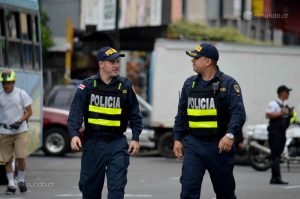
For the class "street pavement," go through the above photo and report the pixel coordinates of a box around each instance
[0,151,300,199]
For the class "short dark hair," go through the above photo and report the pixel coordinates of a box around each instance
[277,85,292,95]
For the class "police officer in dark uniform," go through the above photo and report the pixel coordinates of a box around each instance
[173,43,246,199]
[266,85,292,185]
[68,46,142,199]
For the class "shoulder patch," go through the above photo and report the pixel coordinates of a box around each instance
[118,76,127,83]
[79,84,85,90]
[233,84,241,95]
[220,87,226,92]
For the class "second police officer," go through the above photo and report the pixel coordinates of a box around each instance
[265,85,293,184]
[67,47,142,199]
[173,43,246,199]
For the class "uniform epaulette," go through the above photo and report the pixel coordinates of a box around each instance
[220,73,229,81]
[184,75,198,88]
[90,75,98,80]
[80,77,94,88]
[117,76,128,83]
[191,75,198,81]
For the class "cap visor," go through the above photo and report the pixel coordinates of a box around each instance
[105,53,125,61]
[186,50,200,58]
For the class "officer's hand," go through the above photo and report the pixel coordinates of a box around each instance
[218,135,234,153]
[71,136,82,151]
[281,107,289,115]
[128,140,140,155]
[173,141,183,160]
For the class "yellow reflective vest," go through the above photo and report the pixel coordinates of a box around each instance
[87,82,127,133]
[290,110,299,124]
[187,82,219,136]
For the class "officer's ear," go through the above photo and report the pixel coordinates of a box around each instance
[205,58,211,64]
[98,61,104,68]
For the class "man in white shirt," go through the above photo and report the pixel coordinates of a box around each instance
[265,85,292,185]
[0,69,32,194]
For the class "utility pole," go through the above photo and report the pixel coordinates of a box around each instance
[270,0,275,43]
[64,18,74,85]
[114,0,120,50]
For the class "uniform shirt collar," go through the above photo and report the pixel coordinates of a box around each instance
[214,67,222,80]
[94,72,123,86]
[196,67,222,83]
[276,98,287,106]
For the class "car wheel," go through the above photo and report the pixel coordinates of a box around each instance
[248,147,271,171]
[43,128,70,156]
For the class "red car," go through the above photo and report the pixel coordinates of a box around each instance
[42,85,77,156]
[42,107,71,156]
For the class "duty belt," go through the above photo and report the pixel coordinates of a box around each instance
[191,134,220,142]
[94,135,121,143]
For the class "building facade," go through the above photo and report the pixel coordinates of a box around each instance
[40,0,300,91]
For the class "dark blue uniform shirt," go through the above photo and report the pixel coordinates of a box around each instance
[68,73,142,141]
[173,69,246,141]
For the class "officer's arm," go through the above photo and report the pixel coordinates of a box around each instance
[67,83,87,138]
[266,111,283,119]
[173,80,189,141]
[127,82,143,141]
[227,81,246,137]
[265,102,284,119]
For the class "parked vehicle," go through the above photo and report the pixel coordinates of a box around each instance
[43,39,300,158]
[42,107,71,156]
[42,85,77,156]
[45,85,77,110]
[139,39,300,158]
[245,123,300,171]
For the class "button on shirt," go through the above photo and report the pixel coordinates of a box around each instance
[67,74,142,141]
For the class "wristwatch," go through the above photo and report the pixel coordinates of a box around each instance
[225,133,234,140]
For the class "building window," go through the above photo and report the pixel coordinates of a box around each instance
[0,8,5,66]
[7,11,20,39]
[260,30,265,41]
[0,7,40,69]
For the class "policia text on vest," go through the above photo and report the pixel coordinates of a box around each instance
[90,94,121,108]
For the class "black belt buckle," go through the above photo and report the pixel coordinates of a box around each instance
[202,136,218,142]
[97,135,117,143]
[192,134,218,142]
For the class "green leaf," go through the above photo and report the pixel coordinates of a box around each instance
[167,20,269,45]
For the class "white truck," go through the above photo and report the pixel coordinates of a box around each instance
[139,38,300,158]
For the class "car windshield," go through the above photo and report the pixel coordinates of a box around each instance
[46,87,76,110]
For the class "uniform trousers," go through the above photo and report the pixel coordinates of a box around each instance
[268,127,286,180]
[79,135,129,199]
[180,135,236,199]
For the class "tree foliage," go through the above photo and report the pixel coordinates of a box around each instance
[40,9,54,52]
[167,20,264,45]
